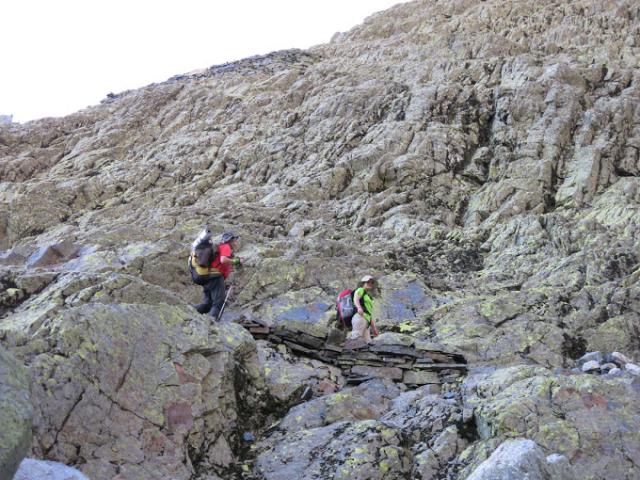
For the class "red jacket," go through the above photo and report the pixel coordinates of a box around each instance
[211,243,233,279]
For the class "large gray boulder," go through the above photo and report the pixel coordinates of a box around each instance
[14,458,89,480]
[466,439,575,480]
[0,346,32,480]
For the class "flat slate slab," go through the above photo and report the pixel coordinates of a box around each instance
[351,365,404,381]
[236,319,467,388]
[403,370,440,385]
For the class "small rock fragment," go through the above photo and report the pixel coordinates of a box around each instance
[625,363,640,376]
[581,360,600,373]
[612,352,633,366]
[577,351,603,367]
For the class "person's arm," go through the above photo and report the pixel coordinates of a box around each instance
[219,244,242,266]
[354,291,364,315]
[220,256,243,266]
[370,316,379,336]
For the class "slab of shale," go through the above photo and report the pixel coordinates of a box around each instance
[238,318,467,388]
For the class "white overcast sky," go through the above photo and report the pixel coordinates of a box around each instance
[1,0,409,123]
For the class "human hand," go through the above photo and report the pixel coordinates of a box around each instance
[232,257,244,267]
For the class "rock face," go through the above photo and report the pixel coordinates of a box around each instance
[0,346,32,480]
[1,273,273,479]
[1,0,640,479]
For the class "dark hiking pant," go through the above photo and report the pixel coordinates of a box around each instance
[195,275,226,319]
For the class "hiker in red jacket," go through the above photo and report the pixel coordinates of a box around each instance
[193,231,243,319]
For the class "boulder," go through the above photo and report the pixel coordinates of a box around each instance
[466,439,575,480]
[14,458,89,480]
[0,250,25,266]
[612,351,633,366]
[413,426,468,479]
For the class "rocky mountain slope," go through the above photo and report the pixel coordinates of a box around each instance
[1,0,639,479]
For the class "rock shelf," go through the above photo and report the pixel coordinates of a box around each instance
[238,318,467,388]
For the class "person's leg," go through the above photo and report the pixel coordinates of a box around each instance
[208,276,226,319]
[350,314,367,340]
[194,281,213,313]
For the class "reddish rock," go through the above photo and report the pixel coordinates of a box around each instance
[27,242,80,268]
[165,402,194,431]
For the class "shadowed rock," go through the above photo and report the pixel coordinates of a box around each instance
[0,345,32,480]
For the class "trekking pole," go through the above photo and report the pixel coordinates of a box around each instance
[216,286,233,322]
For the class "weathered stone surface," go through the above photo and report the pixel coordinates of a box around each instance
[372,332,415,347]
[413,425,468,480]
[612,351,633,366]
[0,250,24,266]
[0,345,32,480]
[14,458,89,480]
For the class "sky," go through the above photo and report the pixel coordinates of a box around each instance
[1,0,409,123]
